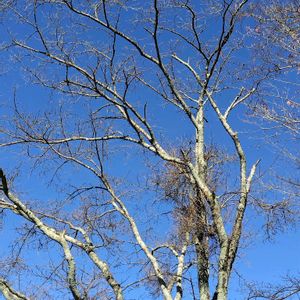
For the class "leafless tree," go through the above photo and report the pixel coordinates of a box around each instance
[249,0,299,132]
[248,0,300,219]
[240,1,300,298]
[246,275,300,300]
[0,1,297,299]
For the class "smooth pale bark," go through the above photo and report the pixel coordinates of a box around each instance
[103,177,173,300]
[61,233,83,300]
[0,279,28,300]
[0,169,124,300]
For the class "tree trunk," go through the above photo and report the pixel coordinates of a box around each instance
[194,103,211,300]
[195,231,210,300]
[212,242,229,300]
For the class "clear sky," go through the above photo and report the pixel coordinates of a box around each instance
[0,1,299,299]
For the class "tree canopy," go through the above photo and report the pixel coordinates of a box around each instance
[0,1,299,299]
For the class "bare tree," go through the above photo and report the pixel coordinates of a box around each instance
[237,1,300,298]
[250,0,299,134]
[249,0,300,217]
[0,0,297,299]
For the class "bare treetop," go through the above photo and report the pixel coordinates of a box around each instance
[0,1,299,299]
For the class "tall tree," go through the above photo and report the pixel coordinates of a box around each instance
[0,1,297,299]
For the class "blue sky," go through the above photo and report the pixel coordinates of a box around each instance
[0,1,299,299]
